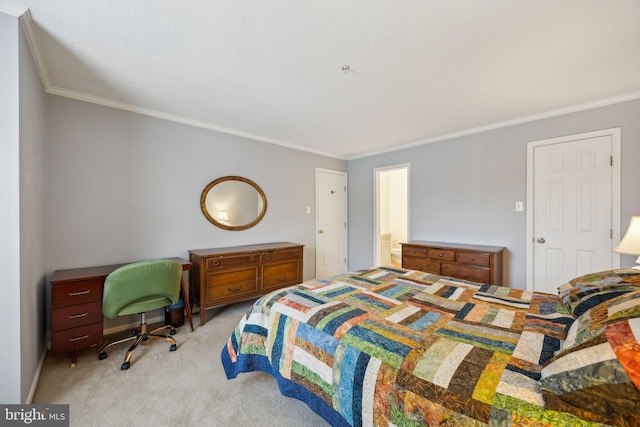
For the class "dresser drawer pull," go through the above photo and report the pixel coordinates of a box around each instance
[69,290,91,296]
[276,276,287,282]
[250,256,256,262]
[68,335,89,342]
[411,250,417,254]
[264,255,271,260]
[438,253,443,257]
[68,312,88,319]
[469,257,475,261]
[227,286,242,292]
[213,261,220,267]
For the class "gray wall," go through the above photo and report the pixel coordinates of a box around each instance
[45,96,346,331]
[19,14,48,403]
[0,11,23,404]
[348,99,640,288]
[0,10,48,404]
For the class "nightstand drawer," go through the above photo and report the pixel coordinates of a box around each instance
[52,279,103,308]
[51,322,103,354]
[52,301,102,332]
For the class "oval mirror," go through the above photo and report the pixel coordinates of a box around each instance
[200,176,267,231]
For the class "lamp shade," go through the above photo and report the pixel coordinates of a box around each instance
[613,216,640,255]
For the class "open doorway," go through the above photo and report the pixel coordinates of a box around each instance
[374,165,409,268]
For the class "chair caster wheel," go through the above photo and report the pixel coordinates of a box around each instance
[170,328,177,335]
[170,344,177,351]
[121,361,130,370]
[98,352,108,360]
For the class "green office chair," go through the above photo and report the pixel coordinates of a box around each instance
[98,259,182,370]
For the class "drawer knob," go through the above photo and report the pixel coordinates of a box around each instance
[250,256,256,262]
[411,250,416,254]
[213,261,220,267]
[470,257,475,261]
[265,255,271,260]
[438,253,443,257]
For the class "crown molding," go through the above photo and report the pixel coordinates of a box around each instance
[46,85,344,160]
[13,5,640,162]
[0,0,27,17]
[348,91,640,160]
[18,9,52,89]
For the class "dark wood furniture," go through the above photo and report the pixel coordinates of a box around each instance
[189,242,304,325]
[401,241,504,285]
[50,257,192,367]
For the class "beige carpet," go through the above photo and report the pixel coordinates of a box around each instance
[33,300,329,427]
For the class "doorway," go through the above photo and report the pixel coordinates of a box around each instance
[375,165,409,268]
[526,128,621,293]
[315,168,348,279]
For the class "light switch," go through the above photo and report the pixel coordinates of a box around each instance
[515,201,524,212]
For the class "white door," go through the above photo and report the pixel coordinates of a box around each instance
[316,169,348,279]
[527,129,620,294]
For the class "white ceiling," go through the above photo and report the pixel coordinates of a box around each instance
[10,0,640,159]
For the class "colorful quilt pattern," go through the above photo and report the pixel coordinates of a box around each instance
[221,268,621,426]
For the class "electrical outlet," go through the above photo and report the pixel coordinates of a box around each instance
[306,206,311,214]
[515,201,524,212]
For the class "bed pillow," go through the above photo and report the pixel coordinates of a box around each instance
[557,269,640,317]
[539,289,640,425]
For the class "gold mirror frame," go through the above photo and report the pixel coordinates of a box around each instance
[200,176,267,231]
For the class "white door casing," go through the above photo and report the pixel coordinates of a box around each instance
[526,128,621,293]
[374,164,410,267]
[316,168,348,279]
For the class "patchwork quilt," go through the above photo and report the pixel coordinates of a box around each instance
[221,267,638,426]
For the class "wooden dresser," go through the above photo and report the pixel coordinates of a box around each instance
[401,241,504,285]
[189,242,304,325]
[50,273,104,357]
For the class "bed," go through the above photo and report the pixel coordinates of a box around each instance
[221,267,640,426]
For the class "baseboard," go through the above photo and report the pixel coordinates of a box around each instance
[25,346,48,404]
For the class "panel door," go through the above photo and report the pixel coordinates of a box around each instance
[532,135,613,294]
[316,169,347,279]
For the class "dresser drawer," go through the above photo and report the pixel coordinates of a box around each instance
[442,264,490,283]
[52,279,103,308]
[261,248,302,263]
[206,254,259,270]
[457,251,490,267]
[403,258,440,274]
[263,261,299,290]
[402,246,427,258]
[206,268,259,301]
[51,322,103,354]
[427,248,456,262]
[51,301,102,332]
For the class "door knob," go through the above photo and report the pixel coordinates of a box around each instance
[537,237,546,244]
[318,229,324,234]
